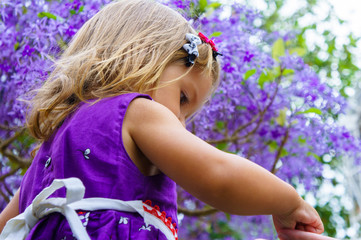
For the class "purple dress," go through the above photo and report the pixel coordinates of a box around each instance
[19,93,178,239]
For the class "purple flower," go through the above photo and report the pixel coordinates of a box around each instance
[259,127,268,136]
[0,63,11,72]
[342,131,350,139]
[173,0,187,9]
[271,129,282,139]
[65,25,77,37]
[21,45,35,57]
[243,50,254,62]
[222,62,235,73]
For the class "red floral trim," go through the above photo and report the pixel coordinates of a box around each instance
[143,200,178,240]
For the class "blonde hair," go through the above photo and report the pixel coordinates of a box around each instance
[27,0,220,141]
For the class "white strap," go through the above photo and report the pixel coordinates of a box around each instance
[0,178,176,240]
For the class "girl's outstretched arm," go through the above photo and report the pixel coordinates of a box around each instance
[0,189,19,233]
[125,98,324,234]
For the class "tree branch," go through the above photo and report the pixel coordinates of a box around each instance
[207,78,281,145]
[0,129,31,168]
[0,167,21,181]
[2,149,31,168]
[3,181,13,197]
[0,187,10,203]
[178,206,219,217]
[271,127,290,174]
[0,124,23,131]
[0,129,25,150]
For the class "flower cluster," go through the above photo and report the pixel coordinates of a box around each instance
[0,0,111,215]
[0,0,111,127]
[1,0,360,239]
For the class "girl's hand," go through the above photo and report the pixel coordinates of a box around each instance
[273,198,324,238]
[278,229,338,240]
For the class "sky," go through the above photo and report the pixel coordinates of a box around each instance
[233,0,361,69]
[330,0,361,37]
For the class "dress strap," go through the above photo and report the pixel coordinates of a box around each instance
[0,178,177,240]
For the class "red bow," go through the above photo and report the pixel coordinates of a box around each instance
[198,32,218,52]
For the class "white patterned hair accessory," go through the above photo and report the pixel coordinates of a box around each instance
[182,33,202,66]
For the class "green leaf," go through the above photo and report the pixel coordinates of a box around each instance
[199,0,208,13]
[272,38,285,61]
[37,12,57,20]
[78,5,84,13]
[70,9,76,15]
[307,152,321,162]
[57,38,68,50]
[21,168,28,175]
[298,136,306,145]
[327,37,336,54]
[70,5,84,16]
[236,106,246,110]
[208,2,222,9]
[296,107,322,116]
[273,66,281,78]
[275,108,288,126]
[268,141,278,153]
[209,31,222,38]
[348,34,357,47]
[14,42,20,51]
[282,68,295,76]
[22,6,28,14]
[258,71,268,89]
[258,68,278,89]
[243,69,256,80]
[289,47,307,56]
[216,142,228,151]
[280,148,289,158]
[216,121,225,130]
[291,119,298,125]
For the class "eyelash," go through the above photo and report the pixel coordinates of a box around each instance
[180,91,189,105]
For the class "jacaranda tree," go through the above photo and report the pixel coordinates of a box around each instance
[0,0,360,239]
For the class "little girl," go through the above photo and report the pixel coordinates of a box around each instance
[0,0,326,239]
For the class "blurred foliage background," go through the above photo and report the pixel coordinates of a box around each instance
[1,0,361,239]
[228,0,361,238]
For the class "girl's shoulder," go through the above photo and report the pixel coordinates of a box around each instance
[125,96,180,127]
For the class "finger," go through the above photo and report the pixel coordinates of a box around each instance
[304,224,320,233]
[279,229,339,240]
[295,223,306,231]
[302,219,324,234]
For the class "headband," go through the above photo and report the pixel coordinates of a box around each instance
[182,32,222,67]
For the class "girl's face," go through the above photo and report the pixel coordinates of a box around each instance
[150,63,213,127]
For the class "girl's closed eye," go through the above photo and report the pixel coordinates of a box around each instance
[180,91,189,105]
